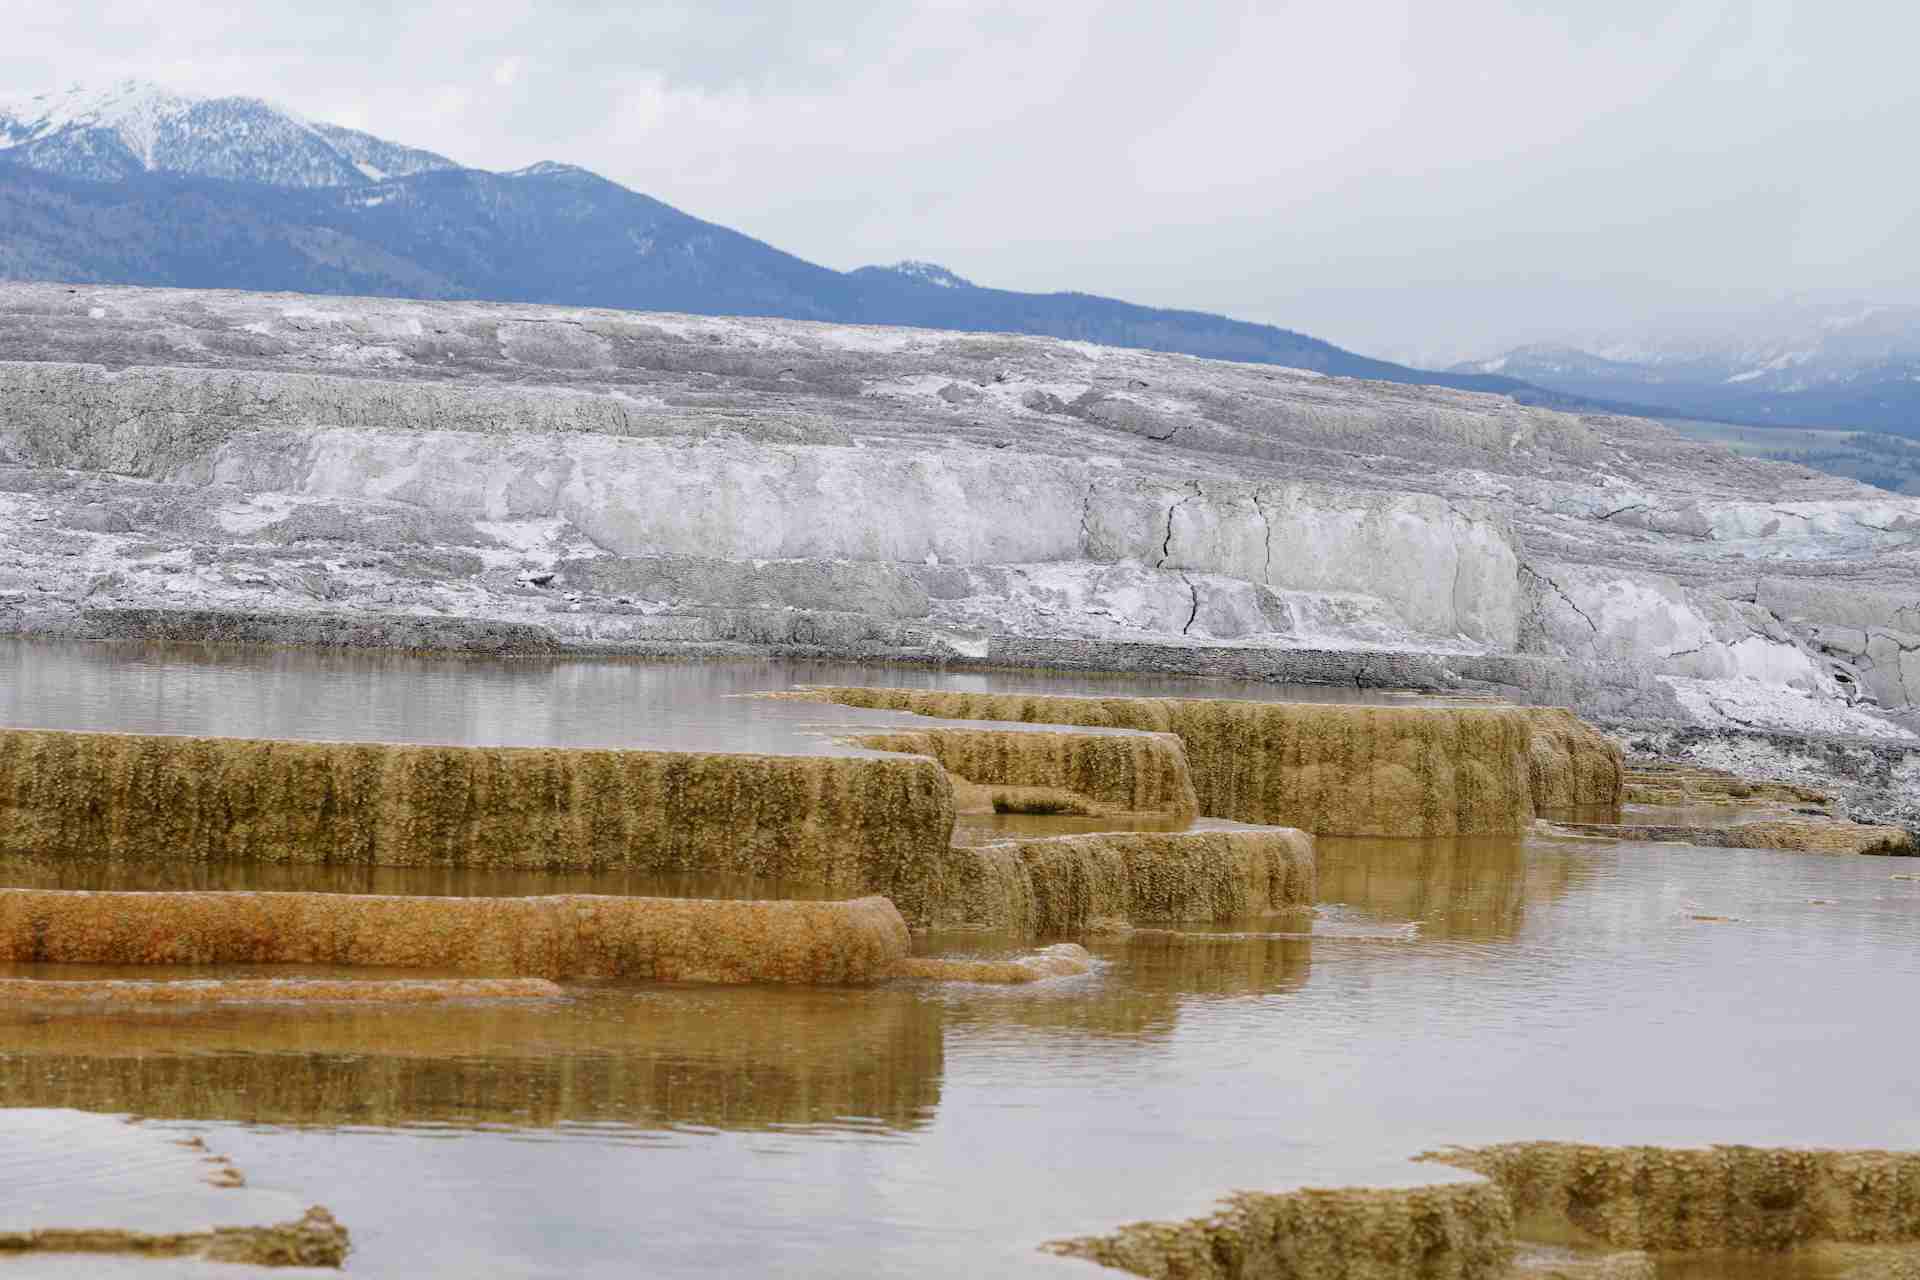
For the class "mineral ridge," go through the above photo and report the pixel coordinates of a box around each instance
[850,725,1199,819]
[0,887,911,983]
[902,826,1315,933]
[1424,1142,1920,1252]
[0,726,954,890]
[1044,1181,1516,1280]
[802,688,1550,835]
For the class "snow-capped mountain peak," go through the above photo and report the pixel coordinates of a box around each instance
[0,80,198,166]
[0,79,458,188]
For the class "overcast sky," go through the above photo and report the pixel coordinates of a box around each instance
[6,0,1914,364]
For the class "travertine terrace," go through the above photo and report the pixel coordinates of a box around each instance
[801,688,1564,835]
[0,887,912,982]
[0,725,954,884]
[850,725,1200,819]
[904,827,1315,933]
[1044,1181,1517,1279]
[1052,1141,1920,1278]
[1425,1142,1920,1253]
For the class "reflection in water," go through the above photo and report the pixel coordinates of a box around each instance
[0,986,945,1134]
[930,930,1312,1046]
[0,840,1911,1279]
[0,639,1411,754]
[1314,834,1589,940]
[1,641,1917,1279]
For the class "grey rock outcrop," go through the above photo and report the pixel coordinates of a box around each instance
[0,282,1913,745]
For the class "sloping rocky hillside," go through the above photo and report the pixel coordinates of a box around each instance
[0,282,1914,749]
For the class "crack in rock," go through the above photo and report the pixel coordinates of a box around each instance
[1179,572,1200,636]
[1157,483,1201,569]
[1521,562,1599,635]
[1597,503,1648,522]
[1250,490,1274,586]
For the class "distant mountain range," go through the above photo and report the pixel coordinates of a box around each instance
[1453,303,1920,437]
[0,79,1594,406]
[5,81,1914,445]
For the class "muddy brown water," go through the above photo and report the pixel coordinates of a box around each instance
[0,642,1916,1278]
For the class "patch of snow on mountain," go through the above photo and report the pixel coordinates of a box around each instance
[881,261,975,289]
[0,79,192,164]
[0,79,457,187]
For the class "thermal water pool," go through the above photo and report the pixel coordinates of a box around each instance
[0,641,1914,1277]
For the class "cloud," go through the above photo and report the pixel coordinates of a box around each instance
[1,0,1914,362]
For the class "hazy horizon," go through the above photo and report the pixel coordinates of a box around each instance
[6,1,1915,366]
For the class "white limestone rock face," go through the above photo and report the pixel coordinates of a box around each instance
[0,281,1914,738]
[1526,561,1845,700]
[175,429,1526,652]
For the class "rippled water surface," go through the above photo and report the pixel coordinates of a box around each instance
[1,642,1915,1278]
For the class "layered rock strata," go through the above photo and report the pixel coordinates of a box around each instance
[0,888,911,983]
[799,688,1559,836]
[901,827,1315,933]
[1043,1182,1516,1280]
[849,726,1199,818]
[1423,1142,1920,1252]
[0,726,954,891]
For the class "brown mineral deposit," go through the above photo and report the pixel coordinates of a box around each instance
[796,687,1593,835]
[1422,1142,1920,1252]
[852,726,1199,819]
[1524,709,1624,812]
[0,727,955,892]
[1043,1181,1515,1280]
[0,888,911,983]
[1553,817,1917,856]
[898,826,1315,933]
